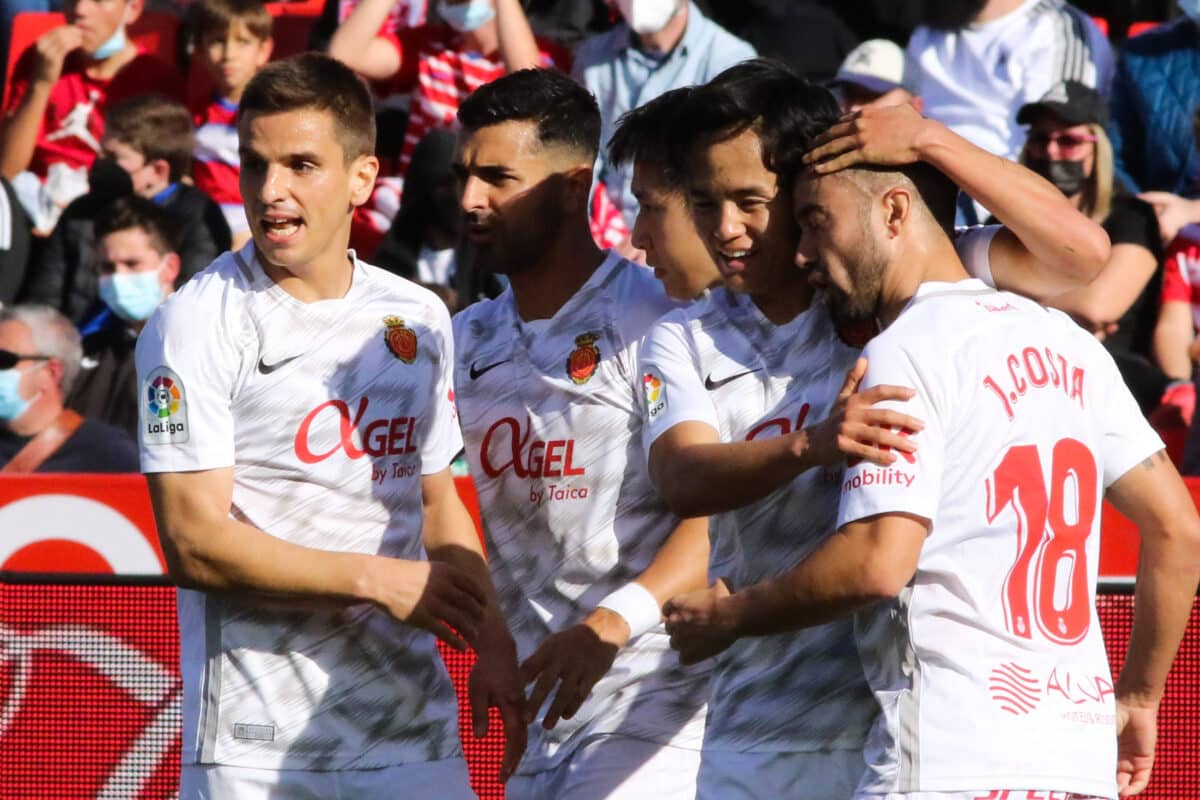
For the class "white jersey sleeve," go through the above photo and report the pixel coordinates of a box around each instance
[954,224,1000,288]
[638,309,720,455]
[419,302,464,474]
[837,335,946,528]
[135,288,244,473]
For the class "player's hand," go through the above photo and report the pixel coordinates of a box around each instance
[804,357,922,467]
[1138,191,1200,245]
[520,607,628,730]
[467,622,526,783]
[1115,698,1159,796]
[33,26,84,86]
[377,559,487,651]
[802,105,934,174]
[663,580,736,665]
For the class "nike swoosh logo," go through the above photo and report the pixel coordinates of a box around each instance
[469,359,510,380]
[704,367,761,391]
[257,354,301,374]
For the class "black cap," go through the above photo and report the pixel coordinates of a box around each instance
[1016,80,1109,127]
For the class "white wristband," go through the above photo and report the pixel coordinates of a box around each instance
[597,582,662,640]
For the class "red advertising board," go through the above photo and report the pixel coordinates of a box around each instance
[1,475,1198,798]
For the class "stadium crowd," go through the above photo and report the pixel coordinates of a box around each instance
[1,0,1199,798]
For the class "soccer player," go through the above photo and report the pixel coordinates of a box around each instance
[135,54,522,799]
[665,100,1200,800]
[606,87,721,301]
[638,60,1114,799]
[450,68,710,799]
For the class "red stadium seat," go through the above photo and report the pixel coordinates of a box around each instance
[4,11,179,110]
[1127,20,1159,37]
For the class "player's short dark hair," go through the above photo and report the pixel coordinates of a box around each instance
[608,86,693,192]
[238,53,375,161]
[192,0,272,47]
[104,94,195,182]
[457,68,601,161]
[94,195,179,256]
[677,59,841,191]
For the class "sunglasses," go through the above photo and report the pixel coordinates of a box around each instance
[1025,131,1097,154]
[0,349,51,370]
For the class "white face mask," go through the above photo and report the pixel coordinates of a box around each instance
[616,0,682,36]
[1180,0,1200,23]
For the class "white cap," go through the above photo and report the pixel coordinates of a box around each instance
[834,39,920,96]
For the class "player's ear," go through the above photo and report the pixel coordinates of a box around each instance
[881,186,912,238]
[562,164,594,215]
[348,154,379,209]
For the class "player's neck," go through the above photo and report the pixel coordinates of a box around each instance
[258,248,355,303]
[750,273,815,325]
[508,230,606,322]
[973,0,1024,24]
[878,235,969,328]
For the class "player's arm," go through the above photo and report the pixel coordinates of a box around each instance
[421,466,526,782]
[1044,242,1158,335]
[0,26,85,179]
[1104,450,1200,796]
[147,467,485,649]
[648,359,922,518]
[804,104,1109,299]
[327,0,403,82]
[664,513,928,664]
[495,0,543,72]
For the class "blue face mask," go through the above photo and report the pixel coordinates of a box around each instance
[92,25,127,60]
[99,270,165,322]
[438,0,495,33]
[1180,0,1200,23]
[0,368,33,422]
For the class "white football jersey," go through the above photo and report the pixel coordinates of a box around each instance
[136,244,463,771]
[641,288,877,754]
[839,280,1162,798]
[452,252,709,773]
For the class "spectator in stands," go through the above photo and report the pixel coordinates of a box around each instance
[1012,81,1169,414]
[0,177,32,306]
[1109,8,1200,245]
[0,303,138,472]
[907,0,1112,203]
[373,128,500,311]
[1152,107,1200,440]
[0,0,184,233]
[700,0,858,82]
[575,0,755,232]
[67,196,176,435]
[190,0,274,251]
[830,38,921,115]
[23,94,230,323]
[327,0,555,256]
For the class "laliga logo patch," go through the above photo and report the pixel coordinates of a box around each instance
[141,366,188,444]
[567,332,600,384]
[643,373,666,419]
[384,315,417,363]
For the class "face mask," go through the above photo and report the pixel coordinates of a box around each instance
[617,0,681,35]
[99,269,165,321]
[0,368,35,422]
[438,0,495,33]
[1027,158,1088,197]
[92,25,127,60]
[1180,0,1200,23]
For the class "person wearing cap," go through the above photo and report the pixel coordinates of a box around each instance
[831,39,922,115]
[1013,81,1172,420]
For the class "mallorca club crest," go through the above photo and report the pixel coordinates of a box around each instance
[384,315,417,363]
[567,332,600,385]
